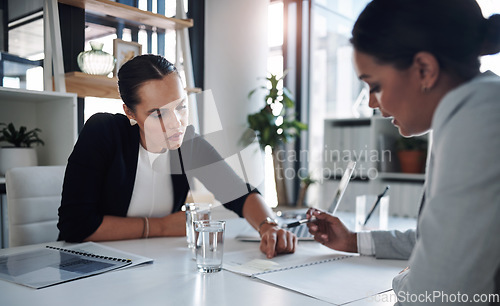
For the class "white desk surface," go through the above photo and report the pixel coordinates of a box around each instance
[0,208,414,306]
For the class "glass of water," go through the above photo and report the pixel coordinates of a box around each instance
[194,220,226,273]
[185,203,212,250]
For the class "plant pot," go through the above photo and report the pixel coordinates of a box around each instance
[296,181,311,208]
[397,150,426,174]
[272,148,289,206]
[0,147,38,176]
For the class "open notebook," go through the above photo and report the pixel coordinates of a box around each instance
[0,242,153,289]
[224,246,407,305]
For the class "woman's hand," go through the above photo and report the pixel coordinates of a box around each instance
[306,208,357,253]
[259,224,297,259]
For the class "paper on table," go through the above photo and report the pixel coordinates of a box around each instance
[223,246,352,277]
[255,256,408,305]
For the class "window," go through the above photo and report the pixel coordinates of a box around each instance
[307,1,369,189]
[477,0,500,74]
[3,11,44,91]
[263,0,285,207]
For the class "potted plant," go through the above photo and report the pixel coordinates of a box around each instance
[246,72,308,206]
[0,122,45,175]
[395,136,428,174]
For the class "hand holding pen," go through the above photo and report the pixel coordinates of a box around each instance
[305,208,358,253]
[282,217,316,229]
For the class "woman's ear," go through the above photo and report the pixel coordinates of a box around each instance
[413,52,440,92]
[123,104,134,119]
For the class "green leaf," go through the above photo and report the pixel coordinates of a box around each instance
[248,88,258,99]
[0,122,44,147]
[246,71,308,150]
[282,88,295,108]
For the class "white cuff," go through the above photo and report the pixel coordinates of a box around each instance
[357,231,376,256]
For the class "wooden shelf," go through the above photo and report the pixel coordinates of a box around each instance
[186,87,202,94]
[58,0,193,30]
[377,172,425,182]
[64,72,203,99]
[64,71,120,99]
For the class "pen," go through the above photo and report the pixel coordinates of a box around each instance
[363,185,390,226]
[283,217,316,228]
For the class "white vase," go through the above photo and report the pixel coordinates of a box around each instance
[0,147,38,176]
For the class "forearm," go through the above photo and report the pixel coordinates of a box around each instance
[241,193,275,232]
[84,211,186,241]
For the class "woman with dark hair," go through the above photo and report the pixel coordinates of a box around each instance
[307,0,500,302]
[58,54,296,259]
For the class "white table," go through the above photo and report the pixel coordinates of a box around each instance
[0,210,414,306]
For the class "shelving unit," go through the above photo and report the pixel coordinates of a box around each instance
[377,172,425,182]
[0,87,78,166]
[64,72,202,99]
[0,87,77,248]
[58,0,193,30]
[56,0,195,100]
[64,72,120,99]
[319,117,428,218]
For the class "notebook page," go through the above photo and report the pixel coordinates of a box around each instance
[255,256,408,305]
[223,246,352,276]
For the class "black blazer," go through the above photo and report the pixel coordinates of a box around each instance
[58,113,254,242]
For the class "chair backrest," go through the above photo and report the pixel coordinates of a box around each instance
[5,165,65,247]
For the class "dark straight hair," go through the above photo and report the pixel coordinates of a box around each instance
[351,0,500,81]
[117,54,179,111]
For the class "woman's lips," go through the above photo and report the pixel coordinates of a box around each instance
[168,132,183,141]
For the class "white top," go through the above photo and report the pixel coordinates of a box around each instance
[127,144,174,218]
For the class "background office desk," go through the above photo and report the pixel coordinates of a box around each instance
[0,210,413,306]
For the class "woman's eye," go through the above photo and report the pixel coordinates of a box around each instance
[369,85,381,94]
[153,110,168,118]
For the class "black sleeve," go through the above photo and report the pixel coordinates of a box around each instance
[58,113,136,242]
[179,129,260,218]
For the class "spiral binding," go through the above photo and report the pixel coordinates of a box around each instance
[46,246,132,263]
[253,254,353,276]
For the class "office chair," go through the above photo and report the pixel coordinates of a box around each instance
[5,165,65,247]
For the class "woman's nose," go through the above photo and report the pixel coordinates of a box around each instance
[164,111,182,129]
[368,93,379,109]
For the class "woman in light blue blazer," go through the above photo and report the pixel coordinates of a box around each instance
[307,0,500,304]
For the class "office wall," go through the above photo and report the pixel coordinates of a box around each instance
[204,0,269,194]
[204,0,268,131]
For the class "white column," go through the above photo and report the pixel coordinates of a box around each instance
[204,0,270,199]
[204,0,269,131]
